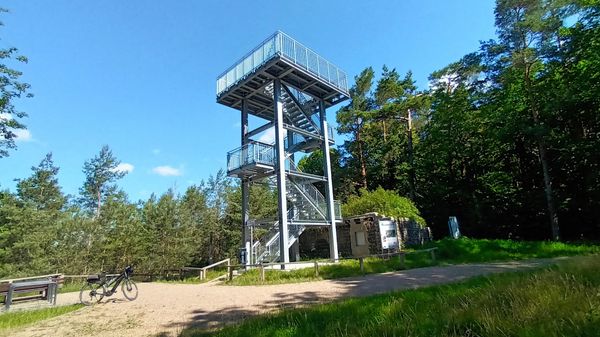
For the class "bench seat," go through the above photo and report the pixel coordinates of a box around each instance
[0,279,59,310]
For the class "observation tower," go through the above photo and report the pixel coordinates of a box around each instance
[216,31,350,266]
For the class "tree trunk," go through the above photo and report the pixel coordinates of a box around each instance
[406,109,416,200]
[96,189,101,217]
[535,123,560,240]
[356,128,368,189]
[525,62,560,240]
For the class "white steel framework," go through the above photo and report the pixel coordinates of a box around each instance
[217,31,349,267]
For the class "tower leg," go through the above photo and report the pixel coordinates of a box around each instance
[241,99,251,266]
[241,178,250,265]
[320,100,339,261]
[274,79,290,268]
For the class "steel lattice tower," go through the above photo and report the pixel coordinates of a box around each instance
[217,31,349,267]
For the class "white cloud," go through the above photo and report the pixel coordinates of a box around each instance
[0,113,13,121]
[152,165,182,177]
[112,163,134,174]
[1,115,33,142]
[14,129,32,142]
[257,127,275,144]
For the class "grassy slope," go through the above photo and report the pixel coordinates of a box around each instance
[185,255,600,337]
[425,237,600,263]
[0,305,82,331]
[229,238,599,286]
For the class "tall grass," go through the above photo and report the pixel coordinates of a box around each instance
[185,255,600,337]
[427,237,600,263]
[0,304,82,331]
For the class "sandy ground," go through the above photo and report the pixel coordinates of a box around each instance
[3,259,555,337]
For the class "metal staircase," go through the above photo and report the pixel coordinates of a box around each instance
[228,82,343,264]
[253,160,339,263]
[265,83,333,152]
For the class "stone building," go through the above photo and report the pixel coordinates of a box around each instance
[299,212,432,258]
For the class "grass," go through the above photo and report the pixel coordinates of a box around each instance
[0,304,82,331]
[228,252,436,286]
[229,238,599,286]
[424,237,600,263]
[58,281,85,293]
[183,255,600,337]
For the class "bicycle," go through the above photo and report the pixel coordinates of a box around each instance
[79,266,138,305]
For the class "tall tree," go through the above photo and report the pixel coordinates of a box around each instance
[0,8,32,158]
[492,0,573,240]
[337,67,375,189]
[16,153,66,211]
[80,145,127,216]
[371,68,423,198]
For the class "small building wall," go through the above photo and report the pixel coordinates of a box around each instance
[345,213,397,256]
[298,213,432,258]
[344,213,432,257]
[397,218,433,246]
[299,224,352,259]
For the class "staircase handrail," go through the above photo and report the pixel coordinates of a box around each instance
[287,160,328,215]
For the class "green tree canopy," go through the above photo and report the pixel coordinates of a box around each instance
[342,187,425,225]
[79,145,127,215]
[0,8,32,158]
[16,153,66,211]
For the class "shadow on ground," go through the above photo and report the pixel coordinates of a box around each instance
[161,259,552,336]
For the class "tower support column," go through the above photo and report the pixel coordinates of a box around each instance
[274,79,290,268]
[319,100,339,261]
[241,99,251,266]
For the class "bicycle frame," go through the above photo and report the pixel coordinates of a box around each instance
[97,266,133,296]
[102,273,126,295]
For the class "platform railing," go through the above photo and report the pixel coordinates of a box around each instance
[217,31,349,97]
[227,140,275,173]
[277,32,348,95]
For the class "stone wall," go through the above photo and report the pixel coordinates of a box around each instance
[397,218,432,246]
[298,223,353,259]
[298,213,433,258]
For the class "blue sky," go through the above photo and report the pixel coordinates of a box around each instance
[0,0,496,201]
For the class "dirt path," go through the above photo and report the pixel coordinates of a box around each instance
[4,259,556,337]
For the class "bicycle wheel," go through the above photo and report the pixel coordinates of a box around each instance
[79,283,105,306]
[121,279,138,301]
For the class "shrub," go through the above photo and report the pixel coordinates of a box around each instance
[342,187,425,225]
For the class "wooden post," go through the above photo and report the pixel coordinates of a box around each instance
[260,264,265,282]
[430,248,436,262]
[400,253,405,268]
[314,261,319,277]
[359,257,364,274]
[227,259,233,281]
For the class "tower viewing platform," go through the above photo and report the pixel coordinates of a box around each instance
[217,31,349,119]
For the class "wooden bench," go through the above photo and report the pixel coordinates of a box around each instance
[0,275,63,310]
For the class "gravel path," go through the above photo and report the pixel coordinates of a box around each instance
[3,259,556,337]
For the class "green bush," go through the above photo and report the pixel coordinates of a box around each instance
[342,187,425,225]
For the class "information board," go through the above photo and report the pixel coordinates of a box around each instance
[379,219,399,250]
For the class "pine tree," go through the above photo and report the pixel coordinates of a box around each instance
[80,145,127,216]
